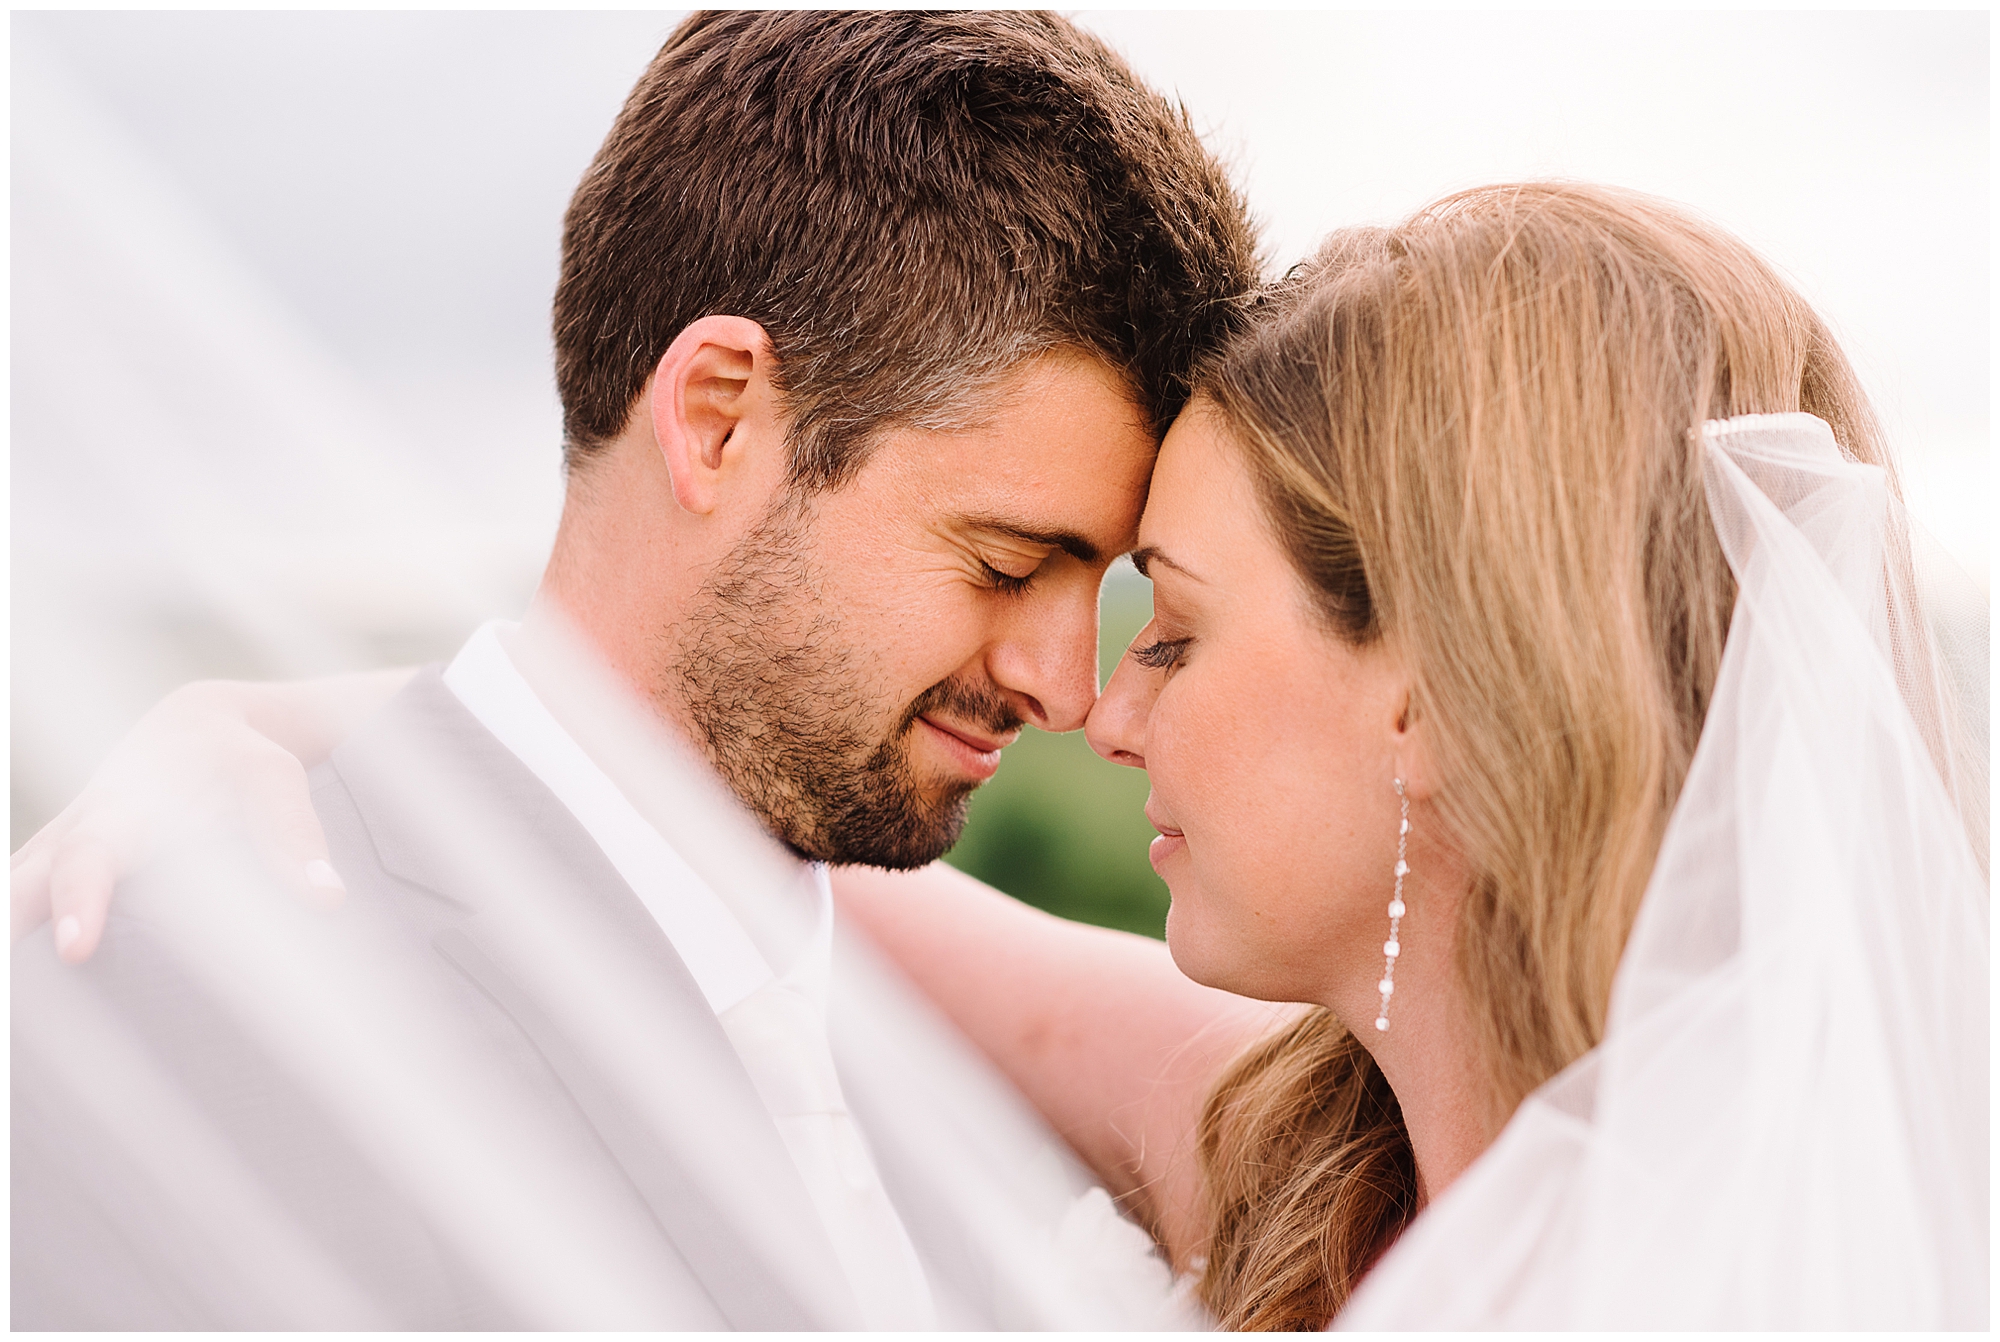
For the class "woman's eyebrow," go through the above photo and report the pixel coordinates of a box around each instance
[1129,545,1203,582]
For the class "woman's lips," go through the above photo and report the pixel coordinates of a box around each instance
[1148,832,1187,871]
[916,715,1016,781]
[1146,805,1186,871]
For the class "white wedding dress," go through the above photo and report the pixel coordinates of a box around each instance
[1340,413,1988,1329]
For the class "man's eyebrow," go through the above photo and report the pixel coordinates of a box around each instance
[1129,545,1201,581]
[957,515,1101,564]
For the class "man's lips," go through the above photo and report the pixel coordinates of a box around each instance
[916,715,1020,780]
[921,717,1018,755]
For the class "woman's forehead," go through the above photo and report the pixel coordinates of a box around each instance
[1137,410,1263,566]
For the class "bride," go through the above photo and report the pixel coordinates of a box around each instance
[14,182,1987,1328]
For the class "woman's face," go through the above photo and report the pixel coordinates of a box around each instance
[1086,407,1412,1010]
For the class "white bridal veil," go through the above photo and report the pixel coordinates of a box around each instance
[1340,413,1990,1329]
[12,610,1197,1328]
[10,409,1984,1329]
[12,623,1195,1329]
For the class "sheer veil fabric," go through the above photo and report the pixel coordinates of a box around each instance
[1339,414,1989,1328]
[11,600,1195,1328]
[12,414,1984,1328]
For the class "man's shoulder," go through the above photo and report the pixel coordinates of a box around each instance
[12,679,764,1329]
[312,665,618,919]
[317,664,512,816]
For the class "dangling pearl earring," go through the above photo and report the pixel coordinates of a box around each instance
[1375,778,1410,1032]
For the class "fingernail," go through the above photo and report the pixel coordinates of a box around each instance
[55,916,80,951]
[304,859,344,891]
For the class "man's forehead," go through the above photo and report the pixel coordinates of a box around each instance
[867,346,1143,437]
[858,352,1160,545]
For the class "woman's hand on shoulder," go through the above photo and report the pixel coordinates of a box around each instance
[10,668,416,962]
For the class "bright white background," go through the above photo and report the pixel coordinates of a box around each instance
[11,11,1989,836]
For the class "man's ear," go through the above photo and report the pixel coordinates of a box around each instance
[648,314,777,516]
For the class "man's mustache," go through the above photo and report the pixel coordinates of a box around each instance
[901,676,1023,740]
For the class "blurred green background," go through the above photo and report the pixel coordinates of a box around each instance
[942,566,1167,938]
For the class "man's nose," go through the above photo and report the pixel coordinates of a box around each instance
[1084,646,1151,768]
[986,586,1102,733]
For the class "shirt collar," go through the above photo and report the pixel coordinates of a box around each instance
[441,618,789,1014]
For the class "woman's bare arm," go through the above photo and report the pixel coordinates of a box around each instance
[10,668,417,961]
[831,860,1296,1268]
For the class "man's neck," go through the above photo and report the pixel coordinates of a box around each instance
[530,437,726,742]
[518,591,694,748]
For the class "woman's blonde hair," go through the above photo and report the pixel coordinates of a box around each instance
[1192,183,1890,1330]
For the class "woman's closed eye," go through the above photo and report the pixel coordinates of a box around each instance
[1129,636,1191,671]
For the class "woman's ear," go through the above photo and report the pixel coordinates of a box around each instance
[647,314,776,516]
[1389,675,1443,802]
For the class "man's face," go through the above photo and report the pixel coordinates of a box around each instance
[670,351,1156,867]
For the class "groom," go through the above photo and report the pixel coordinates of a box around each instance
[13,9,1256,1331]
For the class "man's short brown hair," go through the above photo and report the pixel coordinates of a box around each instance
[554,10,1258,487]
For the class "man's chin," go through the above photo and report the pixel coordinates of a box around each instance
[784,784,973,870]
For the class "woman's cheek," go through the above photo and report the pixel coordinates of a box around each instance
[1151,700,1249,922]
[1142,683,1190,813]
[1159,696,1242,849]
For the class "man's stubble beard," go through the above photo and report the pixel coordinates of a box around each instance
[669,496,1022,869]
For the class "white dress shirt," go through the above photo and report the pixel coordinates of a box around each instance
[443,621,934,1327]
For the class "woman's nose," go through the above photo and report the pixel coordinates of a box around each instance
[1084,646,1154,768]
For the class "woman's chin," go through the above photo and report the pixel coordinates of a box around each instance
[1163,900,1241,994]
[1159,857,1263,995]
[1160,917,1206,984]
[1164,897,1319,1005]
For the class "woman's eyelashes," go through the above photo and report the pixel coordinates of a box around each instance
[1130,635,1192,671]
